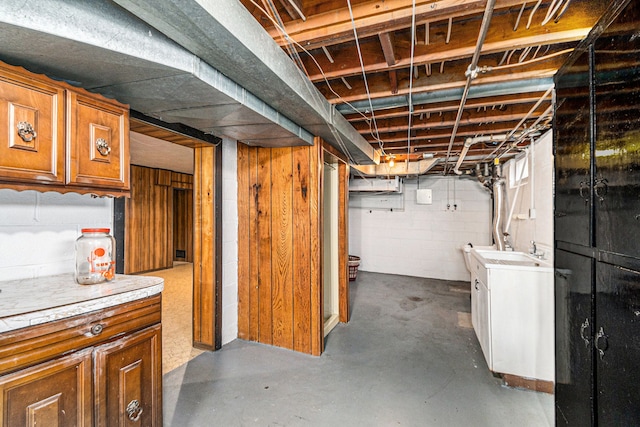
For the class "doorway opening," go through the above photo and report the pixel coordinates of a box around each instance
[323,159,340,336]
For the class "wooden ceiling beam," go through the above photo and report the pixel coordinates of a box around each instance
[304,1,600,82]
[269,0,531,50]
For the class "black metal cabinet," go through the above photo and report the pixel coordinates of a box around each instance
[595,260,640,426]
[554,249,594,426]
[554,0,640,424]
[554,47,593,247]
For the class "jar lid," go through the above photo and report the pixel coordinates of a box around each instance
[81,228,110,233]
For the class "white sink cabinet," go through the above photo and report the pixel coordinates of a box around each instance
[469,249,555,382]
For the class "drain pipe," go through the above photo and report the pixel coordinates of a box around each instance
[492,168,506,251]
[443,0,497,174]
[453,134,507,175]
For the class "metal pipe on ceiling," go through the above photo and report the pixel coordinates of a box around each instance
[443,0,497,175]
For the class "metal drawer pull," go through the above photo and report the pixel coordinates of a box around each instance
[126,399,143,422]
[594,178,608,203]
[17,121,37,142]
[579,318,590,348]
[90,323,104,336]
[96,138,111,156]
[474,279,479,291]
[595,326,609,360]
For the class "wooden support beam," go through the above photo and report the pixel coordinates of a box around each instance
[378,32,397,66]
[389,70,398,94]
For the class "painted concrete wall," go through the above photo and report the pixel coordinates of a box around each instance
[502,130,554,262]
[221,139,239,346]
[349,176,492,282]
[0,190,113,280]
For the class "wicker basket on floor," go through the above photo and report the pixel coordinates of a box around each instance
[348,255,360,281]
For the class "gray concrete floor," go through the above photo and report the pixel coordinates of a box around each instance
[163,271,554,426]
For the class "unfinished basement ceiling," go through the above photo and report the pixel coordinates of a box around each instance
[239,0,607,174]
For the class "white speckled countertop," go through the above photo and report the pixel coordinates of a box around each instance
[0,274,163,333]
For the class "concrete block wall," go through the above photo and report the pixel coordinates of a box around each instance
[0,190,113,280]
[221,139,239,345]
[349,176,492,282]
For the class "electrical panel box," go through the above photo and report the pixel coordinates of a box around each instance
[416,188,432,205]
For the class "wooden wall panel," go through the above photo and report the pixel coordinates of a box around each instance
[257,148,273,345]
[173,188,193,262]
[237,142,325,355]
[125,165,172,274]
[310,141,323,356]
[338,161,350,323]
[237,143,250,340]
[125,166,194,274]
[192,144,222,350]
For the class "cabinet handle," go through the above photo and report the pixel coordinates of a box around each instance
[90,323,104,336]
[594,178,608,203]
[17,121,37,142]
[579,181,589,205]
[579,318,590,348]
[474,279,479,291]
[126,399,143,422]
[595,326,609,360]
[96,138,111,156]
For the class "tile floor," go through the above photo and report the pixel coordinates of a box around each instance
[162,271,554,426]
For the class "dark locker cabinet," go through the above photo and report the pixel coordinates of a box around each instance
[554,0,640,424]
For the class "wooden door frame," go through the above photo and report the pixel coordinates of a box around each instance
[322,142,350,324]
[114,111,223,351]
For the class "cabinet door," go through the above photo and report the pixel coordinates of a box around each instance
[0,64,65,185]
[554,249,594,426]
[595,261,640,426]
[476,278,491,370]
[593,5,640,259]
[554,46,593,247]
[67,90,130,190]
[94,324,161,427]
[0,348,92,427]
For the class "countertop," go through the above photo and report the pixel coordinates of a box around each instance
[0,274,164,333]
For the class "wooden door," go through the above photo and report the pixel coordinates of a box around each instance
[0,348,92,427]
[173,188,193,262]
[94,325,162,427]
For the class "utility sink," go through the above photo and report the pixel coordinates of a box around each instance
[471,248,552,271]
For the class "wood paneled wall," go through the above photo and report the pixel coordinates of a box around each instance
[173,189,193,262]
[238,142,324,355]
[124,165,193,274]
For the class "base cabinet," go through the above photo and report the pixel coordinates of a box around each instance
[0,295,162,427]
[0,349,93,427]
[95,325,162,427]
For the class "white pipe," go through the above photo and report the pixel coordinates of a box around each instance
[493,178,506,251]
[454,135,507,175]
[443,0,497,173]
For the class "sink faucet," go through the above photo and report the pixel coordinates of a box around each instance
[530,241,545,259]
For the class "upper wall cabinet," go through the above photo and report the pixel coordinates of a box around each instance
[0,61,130,196]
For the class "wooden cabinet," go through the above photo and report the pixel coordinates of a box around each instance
[0,60,129,196]
[0,348,93,427]
[0,295,162,427]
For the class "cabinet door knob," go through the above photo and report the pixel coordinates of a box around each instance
[17,121,37,142]
[90,323,104,336]
[96,138,111,156]
[126,399,143,422]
